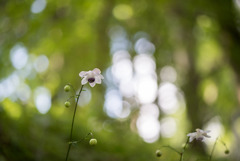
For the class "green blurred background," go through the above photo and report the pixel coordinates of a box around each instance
[1,0,240,160]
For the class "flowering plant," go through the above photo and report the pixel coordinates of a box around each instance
[64,68,104,161]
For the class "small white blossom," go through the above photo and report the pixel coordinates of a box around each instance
[79,68,104,87]
[187,128,211,142]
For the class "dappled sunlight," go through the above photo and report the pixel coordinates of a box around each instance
[158,82,180,114]
[34,87,52,114]
[10,44,28,70]
[134,38,155,55]
[160,66,177,83]
[33,55,49,73]
[133,54,156,75]
[31,0,47,14]
[113,4,133,20]
[136,76,158,104]
[78,87,92,107]
[0,1,238,160]
[136,115,161,143]
[204,117,224,144]
[160,117,177,138]
[203,81,218,105]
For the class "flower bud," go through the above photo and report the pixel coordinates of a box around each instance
[156,150,162,157]
[65,101,71,108]
[224,150,230,154]
[89,138,97,146]
[64,85,71,92]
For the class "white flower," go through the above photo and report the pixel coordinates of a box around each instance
[79,68,104,87]
[187,128,211,142]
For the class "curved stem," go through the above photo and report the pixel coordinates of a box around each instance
[209,137,218,161]
[161,145,181,155]
[65,85,84,161]
[180,137,189,161]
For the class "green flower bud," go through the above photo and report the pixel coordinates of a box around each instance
[225,150,230,154]
[64,85,71,92]
[65,101,71,108]
[89,138,97,146]
[156,150,162,157]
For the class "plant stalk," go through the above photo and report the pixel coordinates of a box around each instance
[65,85,84,161]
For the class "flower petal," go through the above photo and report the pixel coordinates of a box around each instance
[81,77,88,85]
[93,68,101,74]
[79,71,87,77]
[95,76,102,84]
[89,82,96,87]
[189,137,194,142]
[99,74,104,79]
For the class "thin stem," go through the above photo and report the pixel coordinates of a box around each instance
[67,83,77,95]
[65,85,84,161]
[209,137,218,161]
[161,145,181,155]
[180,137,189,161]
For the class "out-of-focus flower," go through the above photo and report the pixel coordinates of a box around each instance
[79,68,104,87]
[187,128,211,142]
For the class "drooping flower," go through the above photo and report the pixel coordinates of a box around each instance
[79,68,104,87]
[187,128,211,142]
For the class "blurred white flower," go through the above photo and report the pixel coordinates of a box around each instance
[79,68,104,87]
[187,128,211,142]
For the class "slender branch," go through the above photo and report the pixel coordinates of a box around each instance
[209,137,218,161]
[65,85,84,161]
[161,145,181,154]
[180,137,189,161]
[67,83,77,95]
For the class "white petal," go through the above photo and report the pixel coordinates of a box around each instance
[81,77,88,85]
[89,82,96,87]
[79,71,87,77]
[187,132,195,137]
[204,134,211,138]
[189,136,195,142]
[93,68,101,74]
[99,74,104,79]
[95,76,102,84]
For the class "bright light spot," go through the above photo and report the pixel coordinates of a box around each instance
[10,44,28,70]
[235,0,240,9]
[160,66,177,83]
[112,50,130,63]
[133,54,156,75]
[158,82,179,114]
[161,117,177,138]
[119,80,135,98]
[31,0,47,14]
[34,87,51,114]
[140,104,159,119]
[108,26,126,41]
[108,26,130,53]
[0,73,20,100]
[104,89,130,119]
[78,88,92,107]
[137,115,160,143]
[16,83,31,102]
[203,82,218,105]
[136,76,158,104]
[204,117,224,144]
[133,32,150,42]
[134,38,155,55]
[113,4,133,20]
[34,55,49,73]
[111,58,133,83]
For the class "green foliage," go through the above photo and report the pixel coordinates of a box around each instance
[1,0,240,161]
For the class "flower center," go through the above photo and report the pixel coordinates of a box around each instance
[88,78,95,83]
